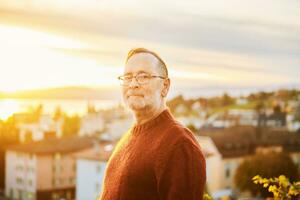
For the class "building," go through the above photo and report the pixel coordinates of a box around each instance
[74,142,114,200]
[18,115,62,143]
[5,136,109,200]
[79,113,105,136]
[204,109,257,129]
[198,126,300,199]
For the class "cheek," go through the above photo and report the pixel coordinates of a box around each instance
[145,88,161,101]
[122,88,128,99]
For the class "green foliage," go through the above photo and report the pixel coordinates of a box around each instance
[293,103,300,122]
[204,193,214,200]
[234,151,299,198]
[187,124,198,133]
[62,115,81,137]
[253,175,300,200]
[53,106,64,121]
[27,104,43,123]
[221,93,235,107]
[0,116,19,145]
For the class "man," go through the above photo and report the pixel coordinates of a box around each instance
[100,48,206,200]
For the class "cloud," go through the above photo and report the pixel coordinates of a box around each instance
[0,1,299,92]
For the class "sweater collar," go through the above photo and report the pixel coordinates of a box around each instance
[132,108,173,134]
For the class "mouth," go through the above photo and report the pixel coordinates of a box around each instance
[128,94,143,97]
[127,93,144,98]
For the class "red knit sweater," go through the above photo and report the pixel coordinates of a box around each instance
[100,109,206,200]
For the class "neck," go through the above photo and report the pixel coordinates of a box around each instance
[133,101,167,125]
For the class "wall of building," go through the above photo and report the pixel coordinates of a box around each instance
[76,159,107,200]
[220,157,244,189]
[290,152,300,173]
[195,136,223,193]
[5,151,37,200]
[36,153,77,191]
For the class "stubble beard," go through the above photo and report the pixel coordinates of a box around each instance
[125,93,161,113]
[126,96,147,111]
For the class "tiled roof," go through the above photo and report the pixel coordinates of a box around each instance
[5,136,107,155]
[199,126,300,158]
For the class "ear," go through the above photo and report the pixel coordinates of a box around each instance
[161,78,170,97]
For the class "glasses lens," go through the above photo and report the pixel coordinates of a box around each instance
[136,74,151,84]
[119,76,132,85]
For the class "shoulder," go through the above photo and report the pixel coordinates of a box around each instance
[154,122,206,178]
[153,120,205,165]
[163,120,201,150]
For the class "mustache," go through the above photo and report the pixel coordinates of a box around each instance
[126,91,144,97]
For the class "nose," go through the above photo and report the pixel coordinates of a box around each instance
[128,76,140,88]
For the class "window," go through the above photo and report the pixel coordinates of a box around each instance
[56,179,60,186]
[95,182,100,193]
[28,179,33,186]
[52,178,60,187]
[225,163,231,179]
[10,189,13,199]
[18,189,22,200]
[225,168,231,178]
[53,164,61,174]
[26,191,34,200]
[16,165,24,171]
[96,165,101,173]
[66,191,72,200]
[69,177,74,184]
[54,153,61,160]
[72,163,76,172]
[52,178,55,187]
[16,177,23,185]
[52,192,59,200]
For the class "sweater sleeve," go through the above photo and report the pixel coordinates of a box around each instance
[156,141,206,200]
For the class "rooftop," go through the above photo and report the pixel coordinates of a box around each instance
[5,136,114,155]
[199,126,300,158]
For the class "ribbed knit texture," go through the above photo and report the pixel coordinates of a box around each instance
[100,109,206,200]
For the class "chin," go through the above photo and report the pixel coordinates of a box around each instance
[126,99,146,111]
[129,103,146,111]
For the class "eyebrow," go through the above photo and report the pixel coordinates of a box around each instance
[124,70,150,76]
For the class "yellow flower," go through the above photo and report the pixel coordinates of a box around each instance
[268,185,277,193]
[278,175,289,188]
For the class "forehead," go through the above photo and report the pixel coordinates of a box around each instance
[124,53,160,75]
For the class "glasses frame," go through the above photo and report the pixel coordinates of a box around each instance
[118,73,167,86]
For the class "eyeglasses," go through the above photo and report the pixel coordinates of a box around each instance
[118,73,167,86]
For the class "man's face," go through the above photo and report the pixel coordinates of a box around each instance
[122,53,168,112]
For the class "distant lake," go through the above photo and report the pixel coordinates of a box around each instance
[0,98,120,120]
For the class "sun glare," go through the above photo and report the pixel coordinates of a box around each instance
[0,99,19,120]
[0,24,120,92]
[0,25,86,49]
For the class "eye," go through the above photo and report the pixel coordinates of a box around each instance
[123,76,132,81]
[137,74,151,79]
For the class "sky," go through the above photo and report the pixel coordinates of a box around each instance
[0,0,299,97]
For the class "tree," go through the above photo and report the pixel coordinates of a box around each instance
[234,151,299,198]
[167,95,185,112]
[253,175,300,200]
[221,93,234,106]
[293,103,300,122]
[187,124,198,134]
[62,115,81,137]
[87,103,97,114]
[53,106,63,121]
[0,117,19,190]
